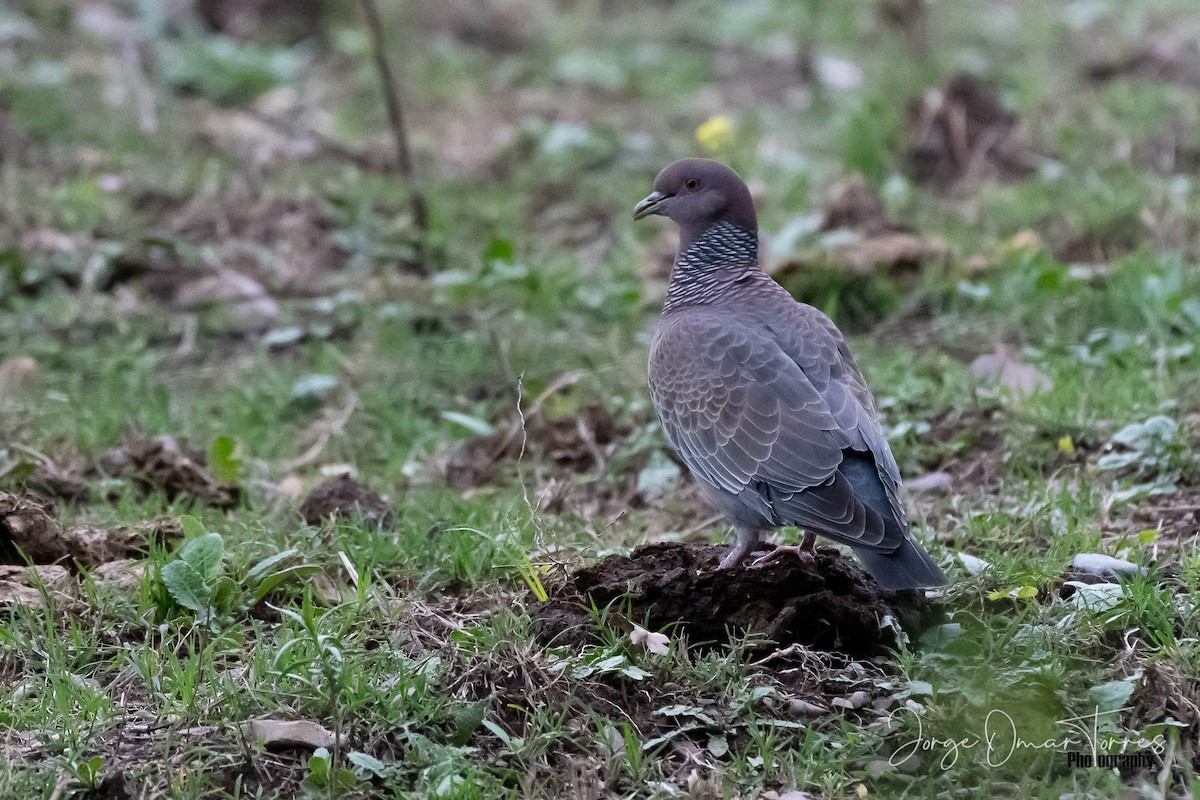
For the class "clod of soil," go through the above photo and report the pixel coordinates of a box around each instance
[0,564,72,609]
[0,493,60,565]
[299,475,394,529]
[532,542,932,657]
[100,433,240,510]
[446,404,633,489]
[196,0,324,45]
[907,74,1037,185]
[1082,31,1200,88]
[820,173,910,237]
[0,493,183,568]
[805,172,947,279]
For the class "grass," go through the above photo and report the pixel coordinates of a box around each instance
[1,0,1199,797]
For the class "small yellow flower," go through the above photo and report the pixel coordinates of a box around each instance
[695,115,735,152]
[1058,435,1074,454]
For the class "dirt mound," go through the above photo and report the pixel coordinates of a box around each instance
[100,433,241,510]
[532,542,932,657]
[907,74,1037,185]
[820,173,910,237]
[0,492,181,569]
[446,404,633,489]
[299,474,394,529]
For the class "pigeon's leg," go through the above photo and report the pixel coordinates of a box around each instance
[717,527,760,570]
[751,530,817,567]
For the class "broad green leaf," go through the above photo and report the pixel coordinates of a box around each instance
[179,515,206,540]
[178,532,224,578]
[245,549,299,583]
[707,735,729,758]
[161,560,211,617]
[252,564,321,603]
[208,576,241,614]
[207,435,243,483]
[619,664,651,680]
[262,326,305,347]
[484,238,514,262]
[480,719,514,747]
[635,450,682,498]
[307,747,331,786]
[347,751,388,777]
[1087,679,1136,714]
[449,698,490,746]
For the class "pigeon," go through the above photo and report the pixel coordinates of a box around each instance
[634,158,945,590]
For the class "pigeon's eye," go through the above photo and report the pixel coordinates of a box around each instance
[685,178,700,191]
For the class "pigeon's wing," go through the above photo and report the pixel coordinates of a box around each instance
[649,311,894,551]
[763,297,907,528]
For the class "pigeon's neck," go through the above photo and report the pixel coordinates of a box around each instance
[664,222,760,312]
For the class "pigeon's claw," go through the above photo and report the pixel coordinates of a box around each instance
[750,531,817,568]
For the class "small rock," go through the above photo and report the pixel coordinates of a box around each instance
[787,698,829,716]
[1071,553,1145,578]
[906,471,952,496]
[971,348,1052,397]
[832,691,871,710]
[243,718,347,751]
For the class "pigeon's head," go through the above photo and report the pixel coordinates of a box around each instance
[634,159,757,246]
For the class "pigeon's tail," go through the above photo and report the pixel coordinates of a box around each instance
[854,537,946,591]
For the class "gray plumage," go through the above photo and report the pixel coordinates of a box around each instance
[635,159,945,590]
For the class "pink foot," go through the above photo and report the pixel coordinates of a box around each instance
[750,532,817,568]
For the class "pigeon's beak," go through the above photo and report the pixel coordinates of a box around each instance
[633,190,668,221]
